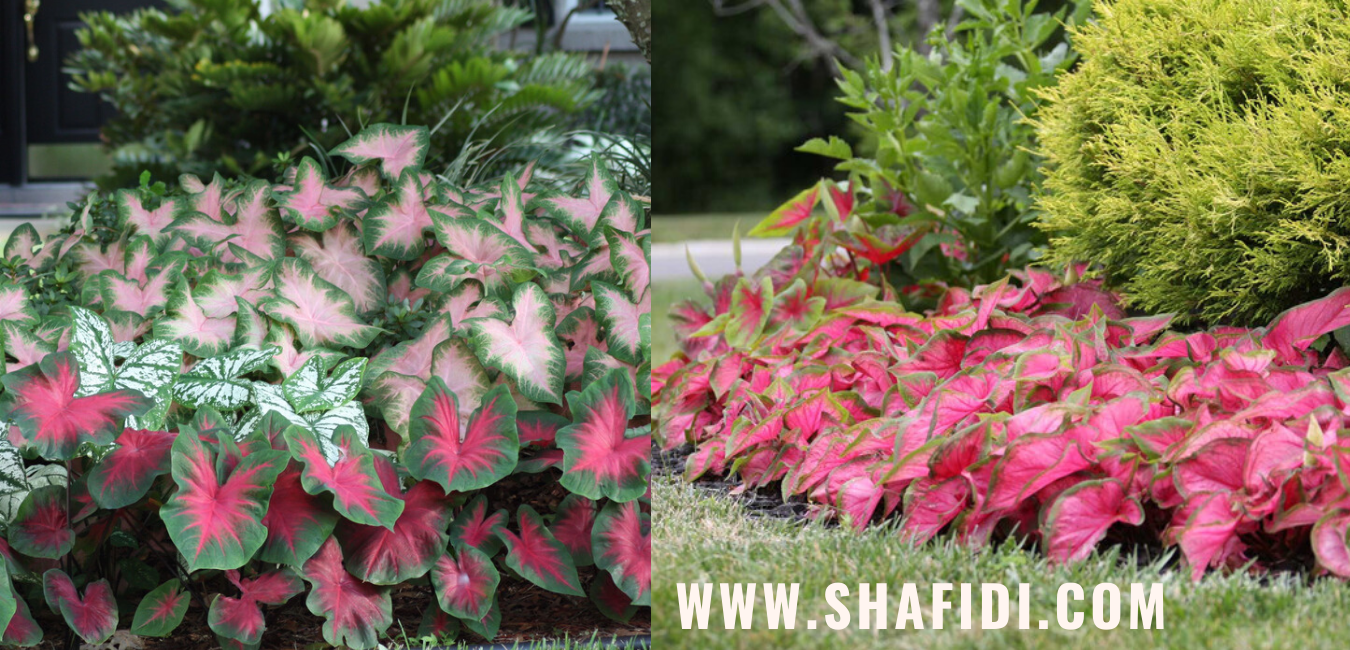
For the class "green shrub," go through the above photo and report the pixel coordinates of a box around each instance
[1036,0,1350,325]
[823,0,1087,289]
[70,0,599,189]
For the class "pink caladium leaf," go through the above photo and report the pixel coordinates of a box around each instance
[43,569,117,645]
[498,505,585,597]
[274,157,367,232]
[301,537,393,650]
[258,466,340,566]
[1263,287,1350,361]
[283,425,405,530]
[292,223,387,314]
[86,428,176,509]
[1,351,151,460]
[3,223,43,267]
[592,500,651,606]
[557,370,650,502]
[208,568,304,645]
[467,283,566,405]
[984,433,1092,513]
[404,380,519,493]
[131,579,191,637]
[362,169,434,260]
[492,171,535,248]
[117,191,180,241]
[98,255,188,318]
[331,123,429,181]
[0,284,37,325]
[429,546,499,622]
[1312,510,1350,578]
[550,494,597,566]
[170,181,285,263]
[1043,479,1145,563]
[449,495,507,556]
[261,258,380,349]
[155,278,237,357]
[604,228,651,300]
[339,477,453,585]
[539,157,618,243]
[592,281,649,365]
[724,276,773,350]
[747,185,820,237]
[8,486,73,559]
[421,213,533,293]
[161,431,289,571]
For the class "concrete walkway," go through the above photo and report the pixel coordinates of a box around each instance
[652,238,792,281]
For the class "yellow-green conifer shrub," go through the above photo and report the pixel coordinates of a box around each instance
[1035,0,1350,325]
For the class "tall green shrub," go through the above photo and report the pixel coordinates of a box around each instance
[69,0,598,189]
[1037,0,1350,325]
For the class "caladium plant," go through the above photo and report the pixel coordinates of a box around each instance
[0,122,651,646]
[658,229,1350,583]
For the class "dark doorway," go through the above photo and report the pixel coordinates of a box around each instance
[2,0,163,185]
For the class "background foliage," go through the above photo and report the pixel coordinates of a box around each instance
[69,0,599,189]
[1036,0,1350,326]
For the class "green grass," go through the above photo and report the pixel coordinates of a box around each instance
[386,629,647,649]
[651,213,761,244]
[652,476,1350,649]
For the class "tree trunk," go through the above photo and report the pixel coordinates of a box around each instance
[607,0,652,63]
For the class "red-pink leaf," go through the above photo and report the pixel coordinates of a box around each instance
[43,569,117,645]
[1044,479,1145,563]
[984,433,1092,512]
[283,425,405,530]
[161,432,289,571]
[498,505,585,597]
[405,380,519,493]
[429,546,499,621]
[557,370,650,502]
[550,494,597,566]
[301,537,393,650]
[2,351,151,460]
[131,579,190,637]
[1263,287,1350,361]
[208,569,304,645]
[9,486,73,559]
[258,466,340,566]
[86,428,176,509]
[338,478,452,585]
[449,495,507,556]
[592,500,651,606]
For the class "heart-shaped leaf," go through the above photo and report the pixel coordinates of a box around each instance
[331,123,429,180]
[498,505,584,597]
[429,546,499,622]
[467,283,565,405]
[8,485,73,559]
[404,380,518,493]
[592,500,651,606]
[283,425,404,529]
[86,428,176,509]
[258,465,339,566]
[283,356,367,414]
[43,569,117,645]
[208,569,304,645]
[2,351,151,460]
[301,537,393,650]
[339,476,452,585]
[557,370,650,502]
[131,579,190,637]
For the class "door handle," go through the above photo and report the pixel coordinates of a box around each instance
[24,0,41,62]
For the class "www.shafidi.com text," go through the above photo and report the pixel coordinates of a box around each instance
[676,582,1165,631]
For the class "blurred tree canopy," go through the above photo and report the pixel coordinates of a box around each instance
[653,1,846,214]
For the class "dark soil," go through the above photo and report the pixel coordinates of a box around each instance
[653,442,815,523]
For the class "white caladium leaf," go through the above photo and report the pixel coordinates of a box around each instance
[331,123,430,180]
[283,356,367,414]
[274,157,367,232]
[70,307,183,407]
[591,282,647,366]
[173,346,279,411]
[467,283,565,405]
[260,259,381,349]
[70,307,117,397]
[247,383,368,465]
[155,279,236,357]
[0,435,25,522]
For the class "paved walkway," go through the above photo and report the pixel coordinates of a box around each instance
[652,238,792,281]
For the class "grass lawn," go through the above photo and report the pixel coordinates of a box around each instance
[650,213,761,244]
[651,476,1350,649]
